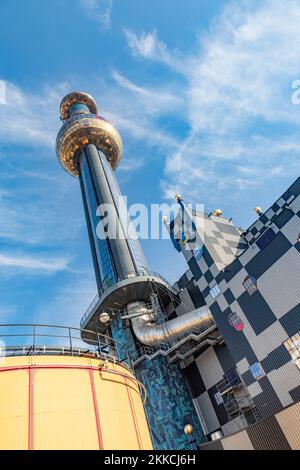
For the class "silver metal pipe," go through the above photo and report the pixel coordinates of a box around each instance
[127,301,214,346]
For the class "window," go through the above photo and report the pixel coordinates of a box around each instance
[284,333,300,369]
[228,312,244,331]
[243,275,258,295]
[192,244,203,261]
[211,430,223,441]
[210,284,221,299]
[214,392,223,405]
[249,362,264,380]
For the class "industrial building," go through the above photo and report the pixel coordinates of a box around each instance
[0,90,299,450]
[57,92,300,449]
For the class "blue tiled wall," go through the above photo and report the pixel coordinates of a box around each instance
[110,316,205,450]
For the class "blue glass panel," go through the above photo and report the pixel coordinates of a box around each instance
[80,152,116,287]
[70,103,90,115]
[100,152,149,273]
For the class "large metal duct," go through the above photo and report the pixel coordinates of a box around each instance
[127,301,214,347]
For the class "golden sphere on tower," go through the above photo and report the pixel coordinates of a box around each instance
[184,424,193,435]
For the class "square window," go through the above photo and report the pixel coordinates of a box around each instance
[284,333,300,370]
[249,362,264,380]
[243,275,258,295]
[210,284,221,300]
[214,392,223,406]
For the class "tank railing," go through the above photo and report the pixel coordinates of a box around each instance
[0,324,132,370]
[81,269,178,327]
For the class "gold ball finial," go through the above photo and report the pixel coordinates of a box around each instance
[175,193,182,202]
[254,207,262,215]
[212,209,222,217]
[184,424,193,435]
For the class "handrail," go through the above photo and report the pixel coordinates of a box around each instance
[80,269,177,327]
[0,323,132,370]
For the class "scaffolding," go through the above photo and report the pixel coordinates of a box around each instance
[216,369,260,430]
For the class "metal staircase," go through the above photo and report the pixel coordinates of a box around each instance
[131,322,221,367]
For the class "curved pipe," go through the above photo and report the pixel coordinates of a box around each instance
[127,301,214,347]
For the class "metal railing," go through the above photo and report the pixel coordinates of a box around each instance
[0,323,132,370]
[80,269,178,327]
[130,318,218,366]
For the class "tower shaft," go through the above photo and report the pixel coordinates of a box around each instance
[56,92,206,450]
[79,143,139,289]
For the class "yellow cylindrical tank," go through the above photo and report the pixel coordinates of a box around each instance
[0,355,152,450]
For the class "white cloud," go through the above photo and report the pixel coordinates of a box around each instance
[185,0,300,134]
[88,72,183,157]
[111,70,183,113]
[0,252,69,273]
[0,80,88,247]
[124,29,185,73]
[124,1,300,217]
[124,29,168,61]
[80,0,112,29]
[0,81,67,148]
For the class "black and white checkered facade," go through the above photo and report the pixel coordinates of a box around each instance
[168,176,300,438]
[170,271,250,437]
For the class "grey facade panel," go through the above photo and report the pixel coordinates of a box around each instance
[186,281,206,309]
[289,177,300,196]
[200,440,223,450]
[259,214,268,224]
[214,344,235,372]
[223,259,243,282]
[193,344,210,360]
[256,228,275,250]
[223,288,235,305]
[177,273,189,290]
[214,221,241,235]
[242,369,256,387]
[289,385,300,402]
[245,232,292,279]
[260,344,292,374]
[202,286,210,298]
[204,270,213,284]
[247,415,290,450]
[252,376,283,418]
[187,256,202,281]
[274,209,295,229]
[202,246,214,267]
[183,361,206,398]
[279,303,300,337]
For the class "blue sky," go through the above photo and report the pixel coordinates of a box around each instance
[0,0,299,327]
